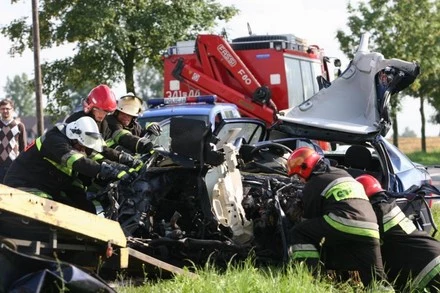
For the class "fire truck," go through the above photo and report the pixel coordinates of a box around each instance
[162,33,340,126]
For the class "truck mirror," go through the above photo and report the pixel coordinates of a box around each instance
[334,59,341,68]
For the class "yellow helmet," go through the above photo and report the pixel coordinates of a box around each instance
[117,93,143,117]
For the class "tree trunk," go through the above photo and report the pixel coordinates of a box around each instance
[124,58,135,94]
[420,96,426,152]
[123,45,137,94]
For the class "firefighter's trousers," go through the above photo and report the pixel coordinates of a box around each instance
[289,216,386,287]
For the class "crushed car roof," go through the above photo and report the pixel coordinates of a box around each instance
[276,36,419,143]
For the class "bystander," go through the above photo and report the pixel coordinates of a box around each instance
[0,98,27,182]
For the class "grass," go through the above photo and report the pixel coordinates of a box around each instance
[389,136,440,166]
[114,205,440,293]
[390,136,440,165]
[116,259,379,293]
[406,151,440,166]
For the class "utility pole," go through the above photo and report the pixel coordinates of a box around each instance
[32,0,44,135]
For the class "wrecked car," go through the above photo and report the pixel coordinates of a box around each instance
[95,116,304,267]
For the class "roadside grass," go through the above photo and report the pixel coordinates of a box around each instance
[115,206,440,293]
[391,136,440,166]
[406,151,440,166]
[116,258,389,293]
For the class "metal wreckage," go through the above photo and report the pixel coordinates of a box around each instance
[102,117,306,267]
[0,116,438,292]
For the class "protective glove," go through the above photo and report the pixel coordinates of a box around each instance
[136,138,154,154]
[145,122,162,136]
[106,160,130,172]
[131,159,143,171]
[98,162,132,183]
[118,152,143,169]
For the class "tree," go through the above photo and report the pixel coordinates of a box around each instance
[136,64,164,101]
[336,0,440,151]
[430,111,440,136]
[2,0,238,118]
[3,73,35,116]
[401,127,417,138]
[61,81,96,117]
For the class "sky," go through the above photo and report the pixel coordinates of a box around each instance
[0,0,438,137]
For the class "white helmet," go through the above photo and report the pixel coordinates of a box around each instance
[65,116,104,152]
[117,93,143,117]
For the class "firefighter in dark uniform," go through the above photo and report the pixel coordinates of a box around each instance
[286,147,387,288]
[357,174,440,292]
[106,93,161,155]
[65,84,142,169]
[4,116,132,213]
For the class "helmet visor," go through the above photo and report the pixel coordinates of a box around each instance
[82,131,104,152]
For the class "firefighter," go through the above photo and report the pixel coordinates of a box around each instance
[65,84,141,169]
[286,147,387,288]
[356,174,440,292]
[4,116,132,213]
[106,92,161,155]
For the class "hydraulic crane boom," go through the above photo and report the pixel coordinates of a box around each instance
[171,34,278,125]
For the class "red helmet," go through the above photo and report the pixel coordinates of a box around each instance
[356,174,384,198]
[85,84,117,112]
[287,147,322,180]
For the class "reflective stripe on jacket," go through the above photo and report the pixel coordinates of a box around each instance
[106,128,131,148]
[36,136,84,177]
[382,205,417,234]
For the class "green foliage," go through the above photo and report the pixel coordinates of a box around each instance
[135,64,164,101]
[3,73,35,116]
[2,0,238,119]
[336,0,440,135]
[431,111,440,125]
